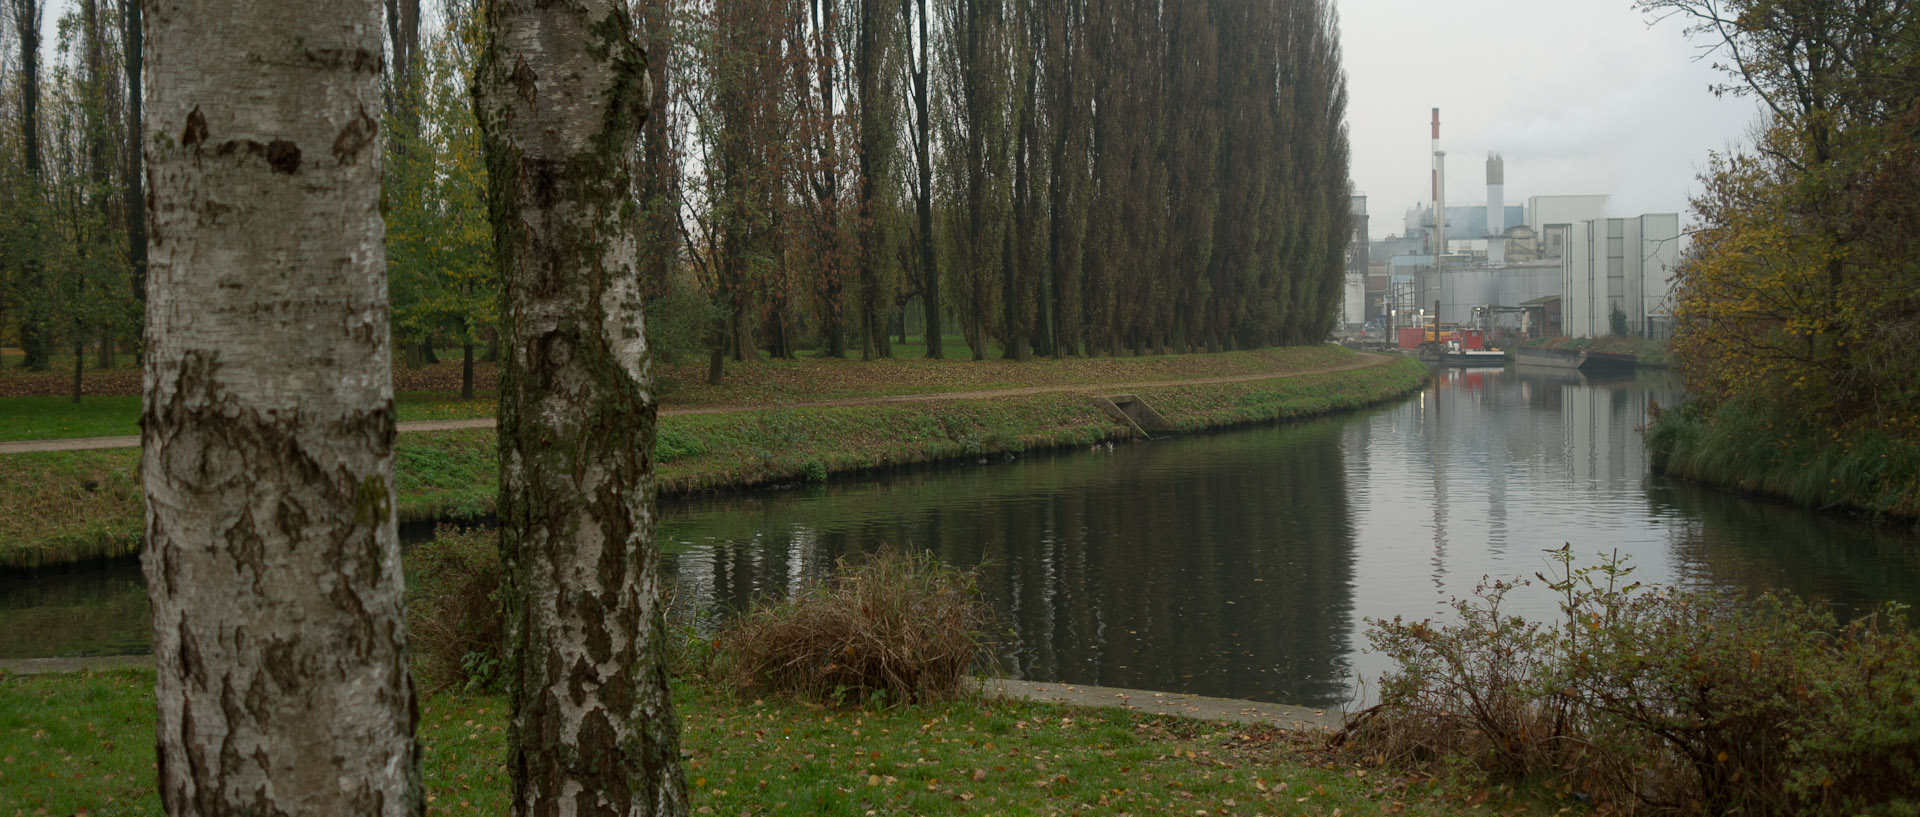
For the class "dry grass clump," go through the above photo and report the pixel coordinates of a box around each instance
[717,548,991,705]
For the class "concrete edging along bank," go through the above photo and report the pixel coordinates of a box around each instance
[973,678,1342,733]
[0,655,1344,734]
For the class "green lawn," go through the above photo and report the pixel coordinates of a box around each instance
[2,344,1369,443]
[0,396,143,441]
[0,393,498,442]
[0,668,1562,816]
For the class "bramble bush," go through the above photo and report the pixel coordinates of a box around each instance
[1345,545,1920,815]
[405,525,718,693]
[405,525,506,694]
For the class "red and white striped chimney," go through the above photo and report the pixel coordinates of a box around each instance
[1431,108,1446,258]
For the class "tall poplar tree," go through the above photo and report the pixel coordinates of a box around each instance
[119,0,143,309]
[1163,1,1219,351]
[1039,0,1089,358]
[905,0,942,358]
[938,0,1013,361]
[847,0,902,359]
[797,0,851,357]
[140,0,421,813]
[636,0,684,310]
[474,0,689,813]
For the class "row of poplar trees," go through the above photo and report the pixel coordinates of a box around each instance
[1,0,1352,383]
[668,0,1354,368]
[25,0,1355,814]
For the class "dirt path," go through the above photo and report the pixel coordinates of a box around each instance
[0,353,1394,454]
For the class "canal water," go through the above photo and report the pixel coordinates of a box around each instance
[6,366,1919,710]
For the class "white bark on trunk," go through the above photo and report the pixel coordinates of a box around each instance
[141,1,420,814]
[476,1,686,815]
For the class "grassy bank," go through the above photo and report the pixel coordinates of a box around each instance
[0,349,1428,570]
[1520,334,1672,367]
[0,392,500,442]
[0,346,1361,441]
[1647,398,1920,521]
[0,667,1554,816]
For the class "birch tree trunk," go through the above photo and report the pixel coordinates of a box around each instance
[141,1,420,814]
[474,2,688,814]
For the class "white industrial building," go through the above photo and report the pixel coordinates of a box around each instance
[1527,194,1610,233]
[1425,259,1564,328]
[1342,195,1370,328]
[1526,195,1609,262]
[1560,213,1684,339]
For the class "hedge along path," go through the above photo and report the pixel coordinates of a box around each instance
[0,352,1395,455]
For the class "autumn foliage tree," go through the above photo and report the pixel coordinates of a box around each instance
[1646,0,1920,434]
[386,3,493,399]
[1,0,141,388]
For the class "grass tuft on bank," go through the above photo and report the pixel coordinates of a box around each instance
[716,549,990,705]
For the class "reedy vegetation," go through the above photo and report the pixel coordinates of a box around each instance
[1,0,1353,374]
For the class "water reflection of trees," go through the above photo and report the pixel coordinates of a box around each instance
[0,560,150,658]
[1651,480,1920,617]
[667,419,1361,707]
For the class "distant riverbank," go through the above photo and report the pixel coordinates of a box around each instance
[0,347,1428,571]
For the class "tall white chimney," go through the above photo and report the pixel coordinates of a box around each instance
[1431,108,1446,258]
[1486,153,1505,236]
[1487,153,1505,265]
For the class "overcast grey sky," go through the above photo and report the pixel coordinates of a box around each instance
[1337,0,1762,238]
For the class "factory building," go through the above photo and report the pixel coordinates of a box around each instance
[1361,109,1687,341]
[1559,213,1683,339]
[1343,195,1371,328]
[1400,202,1528,246]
